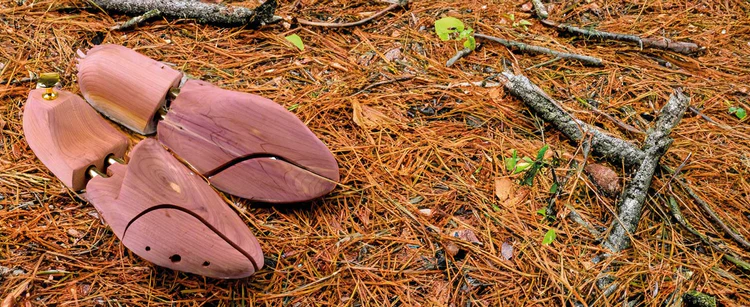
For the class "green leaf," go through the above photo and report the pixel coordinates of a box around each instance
[518,19,532,26]
[536,208,547,216]
[549,182,559,194]
[458,28,473,39]
[729,106,738,113]
[435,17,465,41]
[514,161,532,174]
[505,150,518,172]
[285,34,304,51]
[542,228,557,245]
[463,35,476,50]
[536,144,549,161]
[736,107,747,119]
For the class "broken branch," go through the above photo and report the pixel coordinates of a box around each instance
[476,33,603,66]
[603,89,689,252]
[297,1,404,28]
[541,20,703,55]
[111,8,161,30]
[90,0,278,27]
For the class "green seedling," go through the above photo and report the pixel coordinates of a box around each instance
[435,17,476,50]
[729,106,747,120]
[542,228,557,245]
[285,34,305,51]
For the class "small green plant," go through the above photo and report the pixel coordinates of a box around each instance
[505,149,534,174]
[542,228,557,245]
[285,34,305,51]
[434,17,476,50]
[729,106,747,120]
[506,13,532,31]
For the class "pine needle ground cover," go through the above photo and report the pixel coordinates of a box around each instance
[1,0,749,305]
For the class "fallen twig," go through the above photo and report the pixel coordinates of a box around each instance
[499,72,643,167]
[446,48,473,67]
[603,89,689,252]
[111,8,160,30]
[90,0,278,27]
[668,167,750,251]
[352,75,414,95]
[541,20,703,55]
[297,0,405,28]
[0,76,37,86]
[667,195,750,271]
[499,72,750,253]
[476,33,603,66]
[531,0,548,19]
[689,106,731,130]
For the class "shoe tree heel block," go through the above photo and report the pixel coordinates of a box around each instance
[77,44,183,135]
[86,139,264,279]
[23,86,128,191]
[78,44,340,203]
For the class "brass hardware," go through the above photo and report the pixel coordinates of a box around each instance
[39,72,60,100]
[87,165,108,179]
[107,156,126,166]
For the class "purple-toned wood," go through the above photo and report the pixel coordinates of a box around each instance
[77,44,183,134]
[23,89,128,191]
[158,79,339,203]
[86,139,264,279]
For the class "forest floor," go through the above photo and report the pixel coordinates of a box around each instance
[1,0,750,306]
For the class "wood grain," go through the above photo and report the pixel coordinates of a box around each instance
[158,79,339,203]
[85,139,263,279]
[77,44,183,134]
[23,89,128,190]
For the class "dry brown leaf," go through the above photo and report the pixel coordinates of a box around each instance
[2,280,29,307]
[444,242,459,257]
[520,2,533,12]
[494,177,514,202]
[384,47,402,62]
[502,187,531,208]
[584,163,621,196]
[450,229,482,245]
[501,242,513,260]
[352,100,392,129]
[417,208,433,217]
[67,228,82,238]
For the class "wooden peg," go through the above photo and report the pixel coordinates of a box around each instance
[86,139,264,279]
[158,80,340,203]
[77,44,183,134]
[23,88,128,191]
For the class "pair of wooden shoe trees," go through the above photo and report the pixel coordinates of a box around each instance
[23,45,340,279]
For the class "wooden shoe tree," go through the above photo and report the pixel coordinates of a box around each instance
[86,139,264,279]
[23,73,128,191]
[23,80,263,278]
[77,44,182,134]
[77,44,339,203]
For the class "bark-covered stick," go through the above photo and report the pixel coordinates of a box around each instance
[446,48,473,67]
[541,20,703,55]
[499,72,644,167]
[603,89,690,252]
[531,0,548,19]
[477,34,603,66]
[111,9,161,30]
[91,0,278,27]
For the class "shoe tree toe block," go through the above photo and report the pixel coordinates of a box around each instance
[23,89,128,191]
[158,80,340,203]
[85,139,264,279]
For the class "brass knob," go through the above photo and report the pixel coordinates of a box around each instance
[39,72,60,100]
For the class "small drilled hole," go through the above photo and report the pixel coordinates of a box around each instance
[169,254,181,263]
[145,246,151,251]
[202,261,210,267]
